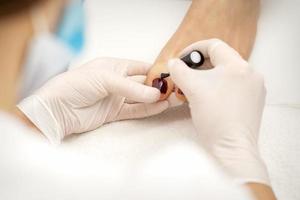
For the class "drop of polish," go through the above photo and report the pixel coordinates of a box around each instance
[152,78,168,94]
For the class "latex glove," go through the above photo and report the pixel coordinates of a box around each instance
[18,58,169,144]
[167,39,269,185]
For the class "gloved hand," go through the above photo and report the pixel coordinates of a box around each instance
[167,39,270,185]
[18,58,169,144]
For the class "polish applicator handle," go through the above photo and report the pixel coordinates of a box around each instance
[181,50,205,69]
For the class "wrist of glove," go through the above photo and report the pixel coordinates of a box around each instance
[18,58,169,144]
[18,95,66,143]
[167,39,270,185]
[18,93,124,144]
[211,123,270,185]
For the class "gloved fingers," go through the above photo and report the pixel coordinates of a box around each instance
[125,60,152,76]
[128,75,147,84]
[179,39,245,68]
[167,58,202,96]
[104,72,161,103]
[115,101,169,121]
[124,75,148,104]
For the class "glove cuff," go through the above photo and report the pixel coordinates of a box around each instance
[212,124,270,186]
[18,95,63,144]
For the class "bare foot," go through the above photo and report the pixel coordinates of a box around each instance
[146,0,260,101]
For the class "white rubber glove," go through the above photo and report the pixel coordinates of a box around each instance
[18,58,169,144]
[167,39,270,185]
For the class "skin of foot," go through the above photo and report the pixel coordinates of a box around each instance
[145,0,260,101]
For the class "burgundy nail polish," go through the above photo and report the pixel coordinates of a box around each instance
[152,78,168,94]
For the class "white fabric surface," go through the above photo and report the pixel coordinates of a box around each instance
[0,112,252,200]
[72,0,300,199]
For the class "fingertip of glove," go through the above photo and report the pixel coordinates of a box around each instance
[160,100,169,108]
[167,58,181,71]
[142,86,161,103]
[150,100,169,114]
[167,59,177,68]
[167,58,189,77]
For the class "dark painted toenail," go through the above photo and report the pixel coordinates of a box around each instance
[152,78,168,94]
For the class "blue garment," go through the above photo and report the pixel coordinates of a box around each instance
[56,0,85,54]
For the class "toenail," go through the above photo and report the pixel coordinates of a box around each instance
[152,78,168,94]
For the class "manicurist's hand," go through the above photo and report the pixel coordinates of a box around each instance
[18,58,169,144]
[167,39,270,186]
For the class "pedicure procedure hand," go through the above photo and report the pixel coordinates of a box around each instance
[147,50,206,103]
[167,39,270,185]
[18,58,169,144]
